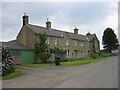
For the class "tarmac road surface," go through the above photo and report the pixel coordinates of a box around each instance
[2,56,118,88]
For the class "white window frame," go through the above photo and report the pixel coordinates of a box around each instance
[75,41,77,47]
[81,43,84,46]
[80,41,84,46]
[46,38,49,44]
[65,39,69,45]
[55,39,58,45]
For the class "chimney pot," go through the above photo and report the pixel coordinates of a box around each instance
[74,27,78,34]
[22,13,29,26]
[46,18,51,29]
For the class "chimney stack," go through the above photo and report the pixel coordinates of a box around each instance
[22,13,29,26]
[86,32,91,35]
[74,27,79,34]
[46,18,51,29]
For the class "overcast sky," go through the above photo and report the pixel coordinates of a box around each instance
[1,1,118,49]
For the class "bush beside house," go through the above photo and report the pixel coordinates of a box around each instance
[35,33,52,63]
[2,47,15,76]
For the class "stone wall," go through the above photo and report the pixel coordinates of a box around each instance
[18,25,100,57]
[42,35,91,57]
[12,56,21,65]
[17,25,35,49]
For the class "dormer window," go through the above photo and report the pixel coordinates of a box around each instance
[65,39,69,45]
[61,34,64,37]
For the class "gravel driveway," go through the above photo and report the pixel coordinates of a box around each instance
[2,56,118,88]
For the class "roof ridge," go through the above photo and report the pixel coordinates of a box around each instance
[28,24,47,29]
[28,24,86,36]
[28,24,69,33]
[27,24,90,41]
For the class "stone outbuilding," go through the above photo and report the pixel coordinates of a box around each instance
[2,40,35,64]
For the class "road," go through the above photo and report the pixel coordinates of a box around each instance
[2,56,118,88]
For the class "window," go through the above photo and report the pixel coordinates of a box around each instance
[55,39,58,45]
[81,43,84,46]
[88,50,90,53]
[81,50,83,53]
[65,39,69,45]
[74,50,77,55]
[75,41,77,47]
[68,50,70,56]
[80,41,84,46]
[46,50,49,52]
[65,50,70,56]
[46,38,49,44]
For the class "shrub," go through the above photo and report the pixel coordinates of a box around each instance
[38,52,52,63]
[35,33,52,63]
[90,53,96,59]
[2,47,15,76]
[2,65,15,76]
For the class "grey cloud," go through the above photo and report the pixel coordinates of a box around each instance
[1,2,118,50]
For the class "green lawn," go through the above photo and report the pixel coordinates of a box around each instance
[19,63,54,67]
[16,55,114,67]
[0,71,23,80]
[61,55,113,66]
[20,64,47,67]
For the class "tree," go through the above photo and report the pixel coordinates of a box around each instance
[2,46,15,76]
[102,28,119,53]
[35,33,51,63]
[35,33,48,53]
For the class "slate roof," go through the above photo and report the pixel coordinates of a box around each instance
[27,24,64,37]
[2,40,34,50]
[67,33,88,41]
[86,34,94,41]
[86,34,95,41]
[27,24,92,41]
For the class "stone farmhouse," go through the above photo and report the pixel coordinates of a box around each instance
[17,13,100,58]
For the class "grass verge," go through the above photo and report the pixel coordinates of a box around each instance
[61,55,113,66]
[16,55,114,67]
[18,63,54,68]
[15,66,28,69]
[0,71,23,80]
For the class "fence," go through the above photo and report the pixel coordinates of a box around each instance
[48,53,90,61]
[100,52,117,57]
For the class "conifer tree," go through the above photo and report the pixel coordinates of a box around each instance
[102,28,119,53]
